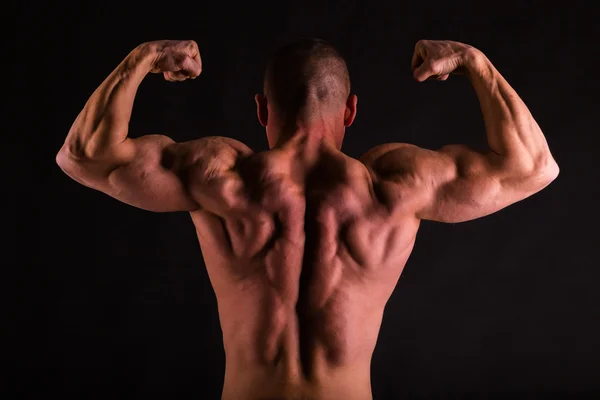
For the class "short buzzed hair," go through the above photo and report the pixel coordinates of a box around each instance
[264,38,350,117]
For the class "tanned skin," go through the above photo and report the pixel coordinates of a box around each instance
[57,39,559,399]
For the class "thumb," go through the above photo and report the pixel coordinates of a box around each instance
[413,62,433,82]
[179,55,202,78]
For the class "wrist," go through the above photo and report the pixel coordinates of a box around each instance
[125,42,159,73]
[461,47,489,76]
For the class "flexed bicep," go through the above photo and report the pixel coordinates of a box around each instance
[360,39,559,222]
[58,135,253,213]
[56,39,211,212]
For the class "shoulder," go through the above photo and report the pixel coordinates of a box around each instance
[179,136,253,158]
[359,142,458,195]
[359,143,429,177]
[359,143,415,163]
[178,136,253,162]
[172,136,254,179]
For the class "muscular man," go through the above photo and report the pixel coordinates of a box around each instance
[56,38,559,399]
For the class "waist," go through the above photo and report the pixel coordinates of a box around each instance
[222,357,373,400]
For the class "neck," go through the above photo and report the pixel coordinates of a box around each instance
[272,116,342,164]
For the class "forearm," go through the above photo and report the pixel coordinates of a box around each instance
[59,43,156,160]
[464,50,558,173]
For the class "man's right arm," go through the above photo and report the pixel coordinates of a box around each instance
[362,40,559,223]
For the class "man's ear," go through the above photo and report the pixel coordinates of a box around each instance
[344,94,357,127]
[255,94,268,127]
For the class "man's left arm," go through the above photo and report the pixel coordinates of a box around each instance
[56,40,244,212]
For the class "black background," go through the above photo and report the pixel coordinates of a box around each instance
[12,2,600,399]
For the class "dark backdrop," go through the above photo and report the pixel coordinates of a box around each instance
[13,2,599,399]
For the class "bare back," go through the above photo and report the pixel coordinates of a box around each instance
[188,145,420,399]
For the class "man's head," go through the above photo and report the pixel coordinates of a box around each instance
[255,38,357,149]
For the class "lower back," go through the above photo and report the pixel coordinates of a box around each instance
[214,282,385,399]
[221,345,374,400]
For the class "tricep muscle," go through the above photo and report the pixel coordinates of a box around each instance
[363,143,541,223]
[59,135,199,212]
[106,135,200,212]
[416,144,507,222]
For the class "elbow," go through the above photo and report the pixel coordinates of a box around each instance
[56,146,68,165]
[56,142,117,187]
[533,151,559,186]
[56,144,90,178]
[56,146,71,172]
[520,154,560,189]
[503,151,559,190]
[56,145,78,174]
[542,157,560,184]
[56,131,94,168]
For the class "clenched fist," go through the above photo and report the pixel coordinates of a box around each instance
[146,40,202,82]
[411,40,479,82]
